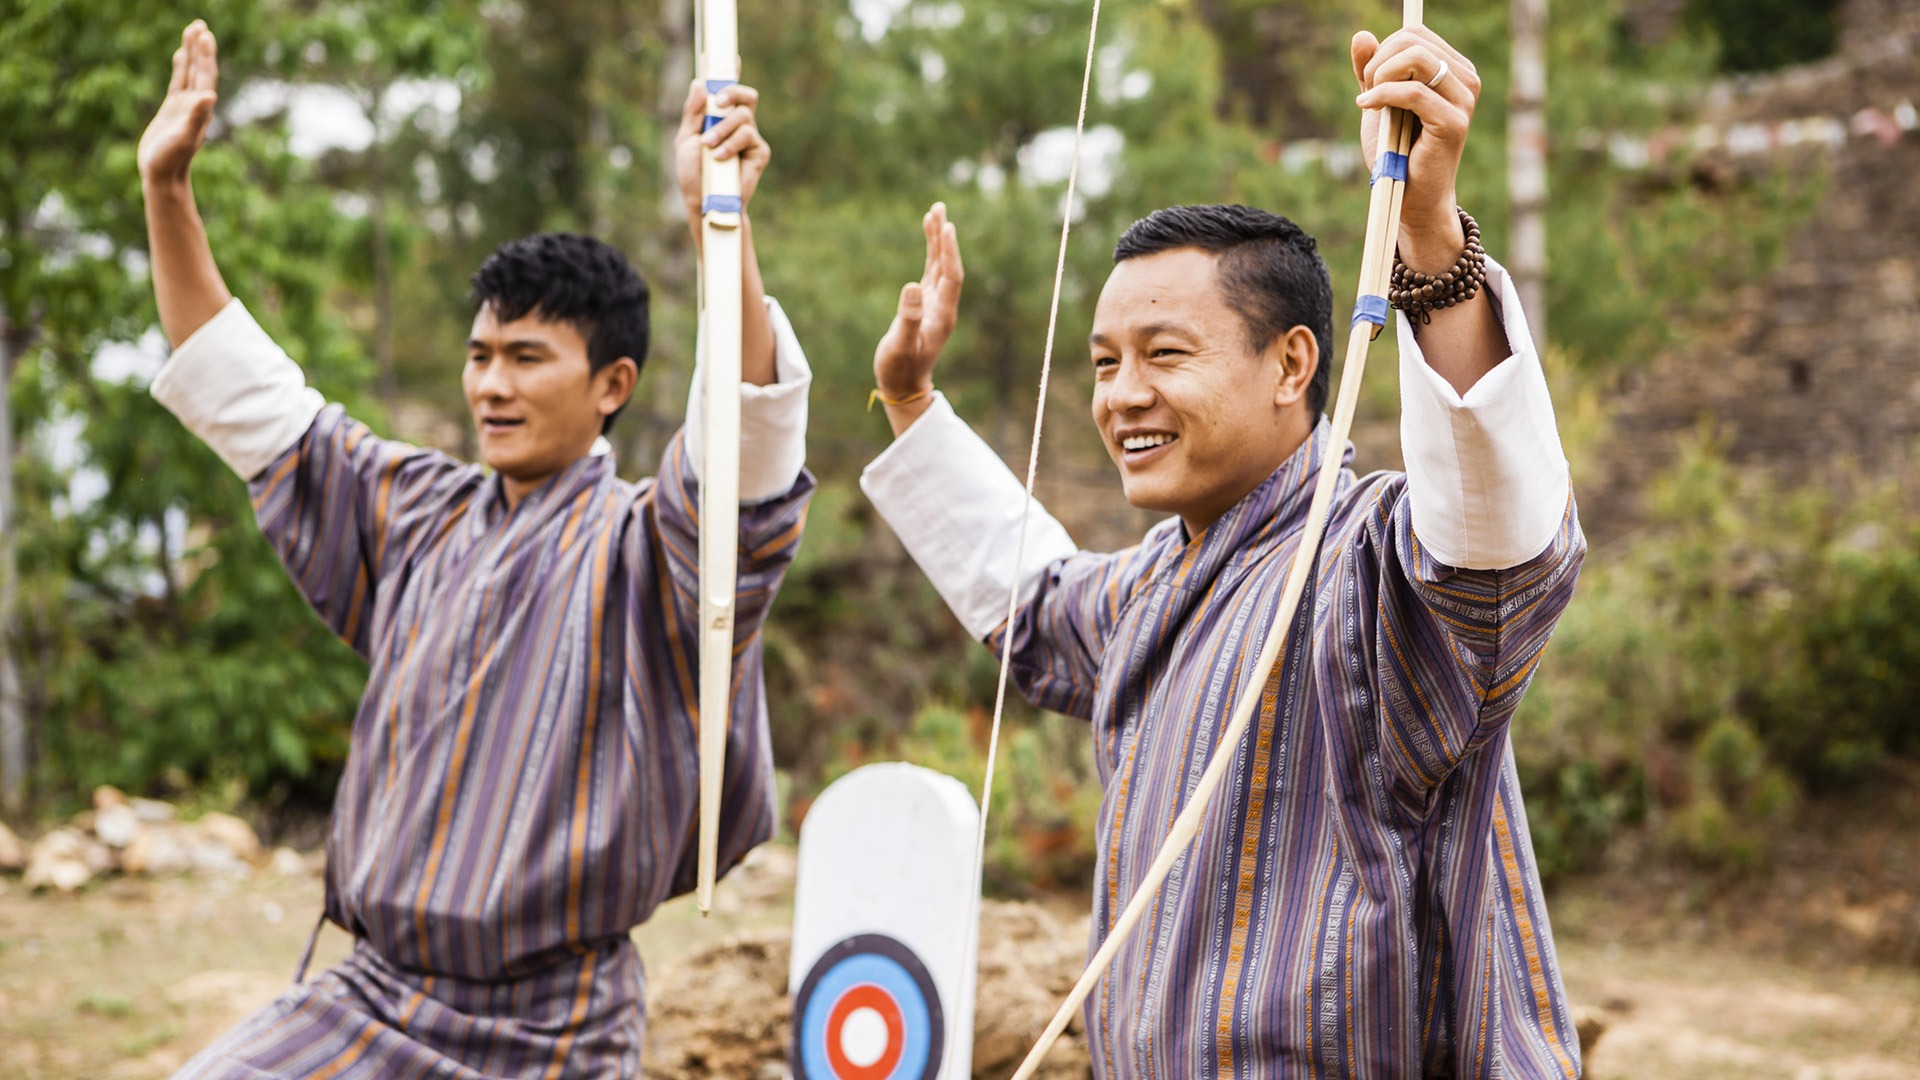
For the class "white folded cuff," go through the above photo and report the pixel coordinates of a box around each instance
[149,299,328,481]
[685,296,813,504]
[1396,256,1571,570]
[860,393,1078,640]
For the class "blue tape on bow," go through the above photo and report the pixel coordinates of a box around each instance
[1351,294,1390,328]
[703,194,743,215]
[703,78,739,131]
[1370,151,1410,187]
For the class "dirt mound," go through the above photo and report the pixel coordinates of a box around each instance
[643,900,1095,1079]
[969,901,1094,1079]
[644,930,792,1080]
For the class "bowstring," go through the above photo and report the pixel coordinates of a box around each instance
[959,0,1105,995]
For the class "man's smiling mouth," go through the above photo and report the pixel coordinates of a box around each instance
[1121,432,1177,454]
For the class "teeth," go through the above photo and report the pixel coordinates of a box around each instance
[1122,434,1175,452]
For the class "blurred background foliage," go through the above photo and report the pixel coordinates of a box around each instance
[2,0,1910,892]
[1518,427,1920,878]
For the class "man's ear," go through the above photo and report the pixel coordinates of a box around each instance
[595,356,640,419]
[1270,326,1319,409]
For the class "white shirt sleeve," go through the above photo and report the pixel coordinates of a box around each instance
[859,393,1078,640]
[1396,255,1572,570]
[148,299,329,481]
[684,295,813,504]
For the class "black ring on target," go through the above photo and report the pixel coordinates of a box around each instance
[790,932,945,1080]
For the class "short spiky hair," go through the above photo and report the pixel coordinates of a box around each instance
[1113,205,1333,417]
[470,232,650,431]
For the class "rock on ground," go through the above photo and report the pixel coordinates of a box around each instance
[121,824,198,877]
[93,804,142,849]
[193,812,262,864]
[24,828,114,892]
[128,796,178,824]
[266,846,309,878]
[0,820,25,872]
[642,899,1094,1080]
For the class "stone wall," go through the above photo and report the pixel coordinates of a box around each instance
[1583,0,1920,539]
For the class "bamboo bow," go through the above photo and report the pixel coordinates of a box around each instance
[1007,1,1428,1073]
[695,0,744,917]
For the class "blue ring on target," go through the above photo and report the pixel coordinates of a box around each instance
[791,933,945,1080]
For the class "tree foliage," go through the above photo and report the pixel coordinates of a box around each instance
[2,0,457,806]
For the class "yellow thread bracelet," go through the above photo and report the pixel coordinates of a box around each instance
[867,385,934,412]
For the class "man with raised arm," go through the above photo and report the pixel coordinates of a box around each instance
[862,26,1587,1079]
[141,21,812,1077]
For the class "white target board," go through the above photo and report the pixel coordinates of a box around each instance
[789,763,979,1080]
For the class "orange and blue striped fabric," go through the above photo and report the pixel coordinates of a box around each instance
[175,405,812,1078]
[992,419,1586,1079]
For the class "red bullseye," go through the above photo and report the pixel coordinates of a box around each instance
[824,983,905,1079]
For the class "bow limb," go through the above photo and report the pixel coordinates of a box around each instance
[1006,2,1427,1075]
[695,0,744,918]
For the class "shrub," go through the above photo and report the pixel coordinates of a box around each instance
[1516,430,1920,878]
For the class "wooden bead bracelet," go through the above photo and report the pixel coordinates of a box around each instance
[1389,207,1486,324]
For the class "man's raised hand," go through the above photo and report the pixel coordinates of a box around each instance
[872,203,964,433]
[139,21,219,188]
[1352,25,1507,394]
[1350,26,1482,268]
[139,20,234,347]
[675,79,771,238]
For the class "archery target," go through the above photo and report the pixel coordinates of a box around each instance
[791,933,945,1080]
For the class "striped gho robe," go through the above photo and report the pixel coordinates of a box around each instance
[864,259,1587,1078]
[150,297,815,1078]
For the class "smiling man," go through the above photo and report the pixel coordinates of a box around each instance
[862,25,1587,1080]
[140,21,811,1078]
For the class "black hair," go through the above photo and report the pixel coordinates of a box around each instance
[1112,204,1333,418]
[470,232,650,432]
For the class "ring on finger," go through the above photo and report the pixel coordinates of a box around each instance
[1426,60,1450,89]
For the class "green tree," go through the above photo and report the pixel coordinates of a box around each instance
[284,1,483,419]
[0,0,462,808]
